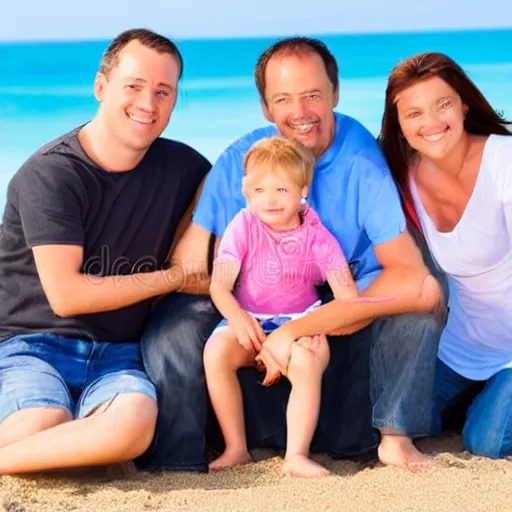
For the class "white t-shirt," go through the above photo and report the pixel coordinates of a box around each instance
[411,134,512,381]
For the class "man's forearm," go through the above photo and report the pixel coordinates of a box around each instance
[51,266,185,317]
[284,266,441,339]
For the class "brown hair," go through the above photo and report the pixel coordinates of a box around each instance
[99,28,183,79]
[243,136,315,188]
[255,37,338,105]
[379,51,511,225]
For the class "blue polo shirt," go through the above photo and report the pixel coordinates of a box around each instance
[193,112,406,291]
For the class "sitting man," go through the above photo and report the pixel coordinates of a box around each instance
[140,37,443,472]
[0,29,210,474]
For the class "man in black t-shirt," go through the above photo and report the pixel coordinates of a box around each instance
[0,29,211,474]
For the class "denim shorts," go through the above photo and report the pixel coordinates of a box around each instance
[0,333,157,423]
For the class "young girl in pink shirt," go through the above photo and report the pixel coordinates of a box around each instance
[204,136,366,477]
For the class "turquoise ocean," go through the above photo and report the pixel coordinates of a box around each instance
[0,29,511,210]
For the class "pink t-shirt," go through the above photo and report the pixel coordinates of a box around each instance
[215,206,348,314]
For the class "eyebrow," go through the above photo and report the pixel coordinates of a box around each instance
[125,77,174,90]
[270,88,321,100]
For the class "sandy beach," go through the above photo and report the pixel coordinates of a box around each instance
[1,432,511,512]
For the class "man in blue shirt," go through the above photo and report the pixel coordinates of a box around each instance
[140,37,443,473]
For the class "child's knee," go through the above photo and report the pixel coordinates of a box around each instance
[203,333,231,364]
[288,344,318,380]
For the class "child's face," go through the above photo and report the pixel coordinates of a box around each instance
[243,164,308,230]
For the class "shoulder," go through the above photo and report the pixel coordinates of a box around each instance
[304,207,335,238]
[333,113,390,178]
[11,128,86,192]
[149,138,211,171]
[488,133,512,159]
[215,125,279,167]
[486,134,512,193]
[228,207,255,229]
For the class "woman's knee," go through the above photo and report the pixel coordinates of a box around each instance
[462,423,502,459]
[462,410,512,459]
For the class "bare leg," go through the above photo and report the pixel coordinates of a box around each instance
[378,430,430,470]
[204,327,254,470]
[0,393,156,475]
[0,407,71,449]
[283,335,331,478]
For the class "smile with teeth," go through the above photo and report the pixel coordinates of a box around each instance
[290,121,317,133]
[422,130,447,142]
[128,112,155,125]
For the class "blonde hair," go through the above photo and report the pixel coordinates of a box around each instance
[243,136,315,188]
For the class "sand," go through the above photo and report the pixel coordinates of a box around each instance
[1,433,512,512]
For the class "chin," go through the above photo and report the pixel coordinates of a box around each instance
[128,138,157,152]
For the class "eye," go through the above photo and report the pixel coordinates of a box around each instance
[307,93,320,101]
[156,90,170,98]
[277,187,287,193]
[125,84,139,91]
[274,97,287,105]
[439,99,452,110]
[405,110,421,119]
[254,187,264,193]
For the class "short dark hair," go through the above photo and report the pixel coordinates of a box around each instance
[99,28,183,79]
[255,37,339,104]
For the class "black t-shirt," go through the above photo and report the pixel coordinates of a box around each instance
[0,127,210,342]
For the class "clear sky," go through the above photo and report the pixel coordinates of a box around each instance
[1,0,511,41]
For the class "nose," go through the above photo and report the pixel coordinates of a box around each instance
[265,192,279,206]
[423,107,443,127]
[290,97,307,119]
[136,87,157,112]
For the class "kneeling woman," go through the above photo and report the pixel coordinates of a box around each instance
[380,51,512,458]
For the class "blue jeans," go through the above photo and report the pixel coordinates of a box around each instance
[0,333,156,423]
[138,293,441,471]
[435,359,512,459]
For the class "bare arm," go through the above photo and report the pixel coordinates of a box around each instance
[326,266,359,301]
[210,260,266,351]
[167,176,218,295]
[281,230,441,338]
[33,245,185,318]
[209,260,243,320]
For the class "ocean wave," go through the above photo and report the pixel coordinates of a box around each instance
[0,85,92,96]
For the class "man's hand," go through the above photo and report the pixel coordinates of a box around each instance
[421,274,448,325]
[255,326,295,386]
[228,311,266,356]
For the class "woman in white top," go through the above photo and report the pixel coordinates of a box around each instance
[379,52,512,459]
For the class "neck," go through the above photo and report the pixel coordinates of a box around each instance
[313,113,336,160]
[265,214,301,232]
[78,117,147,172]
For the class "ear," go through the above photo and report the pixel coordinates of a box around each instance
[260,98,274,123]
[332,86,339,108]
[241,176,249,199]
[301,185,309,199]
[94,73,108,103]
[462,102,469,118]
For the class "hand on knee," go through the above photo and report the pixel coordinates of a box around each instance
[287,342,325,383]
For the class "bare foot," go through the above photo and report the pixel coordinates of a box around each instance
[208,449,251,471]
[378,434,432,471]
[282,455,331,478]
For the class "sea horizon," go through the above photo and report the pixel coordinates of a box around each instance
[1,27,511,209]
